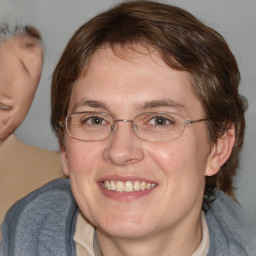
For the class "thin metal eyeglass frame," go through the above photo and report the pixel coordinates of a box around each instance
[59,111,209,142]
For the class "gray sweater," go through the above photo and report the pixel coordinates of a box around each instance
[1,178,256,256]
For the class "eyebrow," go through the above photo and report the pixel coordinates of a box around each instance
[137,99,185,111]
[71,99,109,113]
[71,98,185,113]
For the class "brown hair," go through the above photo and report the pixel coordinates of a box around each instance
[51,0,247,198]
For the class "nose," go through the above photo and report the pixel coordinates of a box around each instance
[102,120,144,166]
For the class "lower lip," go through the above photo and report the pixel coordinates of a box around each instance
[98,184,156,202]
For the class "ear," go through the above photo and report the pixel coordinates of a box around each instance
[205,125,236,177]
[61,148,69,176]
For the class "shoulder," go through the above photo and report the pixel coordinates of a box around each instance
[0,135,62,169]
[0,135,64,225]
[1,178,79,256]
[205,189,256,255]
[0,135,63,181]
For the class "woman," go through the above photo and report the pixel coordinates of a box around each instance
[1,1,255,255]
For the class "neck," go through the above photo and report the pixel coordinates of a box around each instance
[97,212,202,256]
[0,134,16,147]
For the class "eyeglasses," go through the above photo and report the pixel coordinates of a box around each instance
[60,111,208,142]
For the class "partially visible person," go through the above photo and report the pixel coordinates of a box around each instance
[0,24,64,225]
[0,24,42,142]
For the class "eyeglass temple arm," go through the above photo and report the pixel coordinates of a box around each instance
[184,118,209,124]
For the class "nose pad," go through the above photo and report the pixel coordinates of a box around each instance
[111,125,117,132]
[132,123,138,131]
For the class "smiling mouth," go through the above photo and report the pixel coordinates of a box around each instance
[101,180,157,193]
[0,103,12,110]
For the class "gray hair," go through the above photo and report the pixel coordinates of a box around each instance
[0,23,24,41]
[0,23,42,43]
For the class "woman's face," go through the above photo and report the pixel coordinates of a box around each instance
[0,35,43,143]
[62,46,213,240]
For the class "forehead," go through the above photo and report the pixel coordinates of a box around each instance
[0,34,42,56]
[70,45,204,117]
[0,35,43,85]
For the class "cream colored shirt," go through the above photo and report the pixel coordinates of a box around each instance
[74,213,95,256]
[191,211,209,256]
[74,211,209,256]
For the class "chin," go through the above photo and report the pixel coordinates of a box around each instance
[96,212,155,239]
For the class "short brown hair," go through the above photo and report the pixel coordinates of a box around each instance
[51,0,247,198]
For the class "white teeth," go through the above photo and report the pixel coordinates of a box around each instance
[134,181,141,191]
[125,181,133,192]
[105,180,110,190]
[145,183,151,190]
[102,180,156,192]
[141,182,146,191]
[110,180,116,191]
[116,181,124,192]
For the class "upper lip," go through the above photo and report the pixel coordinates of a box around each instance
[0,102,12,110]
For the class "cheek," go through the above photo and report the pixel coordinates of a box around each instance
[147,141,187,175]
[64,141,104,223]
[23,83,38,103]
[15,79,37,116]
[22,46,43,80]
[65,140,102,175]
[147,136,208,184]
[14,98,34,127]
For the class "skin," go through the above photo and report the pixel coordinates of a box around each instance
[62,46,235,256]
[0,34,43,143]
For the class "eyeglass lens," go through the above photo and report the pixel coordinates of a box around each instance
[66,112,186,142]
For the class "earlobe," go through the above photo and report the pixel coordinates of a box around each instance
[61,149,69,176]
[205,125,236,177]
